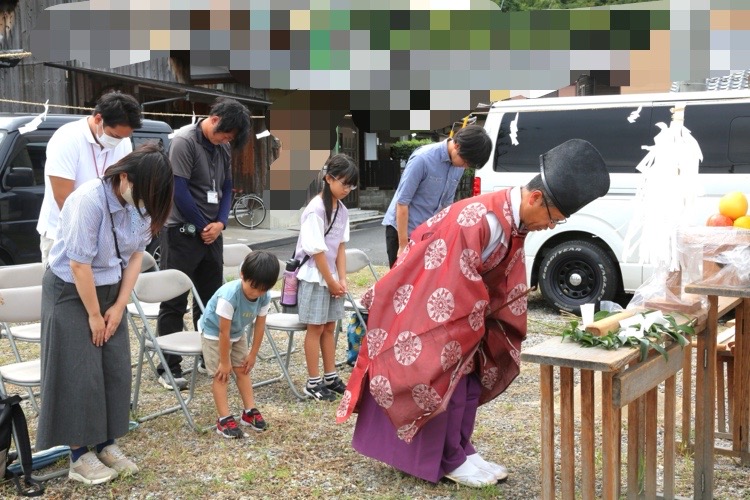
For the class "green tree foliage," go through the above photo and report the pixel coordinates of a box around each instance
[390,139,434,161]
[492,0,650,10]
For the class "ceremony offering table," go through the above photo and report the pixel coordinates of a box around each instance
[682,283,750,500]
[522,312,693,500]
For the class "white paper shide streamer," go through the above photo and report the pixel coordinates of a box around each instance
[509,112,519,146]
[622,102,703,271]
[18,100,49,134]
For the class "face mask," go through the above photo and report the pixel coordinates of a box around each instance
[121,183,145,210]
[97,123,124,149]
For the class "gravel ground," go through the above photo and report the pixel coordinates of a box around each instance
[1,272,749,499]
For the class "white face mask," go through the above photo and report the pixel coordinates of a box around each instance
[97,123,124,149]
[121,182,145,210]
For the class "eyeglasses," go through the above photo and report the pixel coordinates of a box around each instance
[543,196,567,225]
[332,177,357,191]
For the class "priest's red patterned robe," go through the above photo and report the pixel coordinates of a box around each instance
[337,189,529,442]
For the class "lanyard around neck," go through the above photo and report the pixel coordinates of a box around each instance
[90,144,109,177]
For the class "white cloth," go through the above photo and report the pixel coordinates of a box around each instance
[481,186,520,262]
[36,117,132,239]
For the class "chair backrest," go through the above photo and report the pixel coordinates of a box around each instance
[132,269,203,311]
[345,249,379,281]
[223,244,252,268]
[276,259,286,282]
[223,244,252,283]
[0,263,45,289]
[0,286,43,323]
[140,252,158,273]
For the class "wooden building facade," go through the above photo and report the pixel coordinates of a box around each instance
[0,0,275,199]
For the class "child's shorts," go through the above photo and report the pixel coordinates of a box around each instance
[297,280,344,325]
[201,333,249,374]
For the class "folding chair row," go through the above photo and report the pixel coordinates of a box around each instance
[0,263,44,362]
[0,285,44,413]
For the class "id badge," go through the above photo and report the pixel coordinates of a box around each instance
[207,190,219,204]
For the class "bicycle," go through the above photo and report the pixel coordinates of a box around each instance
[232,189,267,229]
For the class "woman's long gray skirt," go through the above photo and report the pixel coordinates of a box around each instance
[36,269,131,450]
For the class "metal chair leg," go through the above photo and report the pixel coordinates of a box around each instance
[254,327,307,401]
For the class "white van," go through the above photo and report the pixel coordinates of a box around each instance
[476,90,750,312]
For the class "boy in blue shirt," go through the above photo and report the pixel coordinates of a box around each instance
[198,251,280,438]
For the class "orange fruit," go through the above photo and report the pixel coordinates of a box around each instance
[733,215,750,229]
[719,192,748,220]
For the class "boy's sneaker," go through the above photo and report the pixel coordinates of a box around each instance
[325,376,347,396]
[69,451,118,485]
[216,415,245,439]
[96,444,139,475]
[304,381,337,402]
[158,373,188,391]
[241,408,268,432]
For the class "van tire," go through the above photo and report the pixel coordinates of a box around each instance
[538,240,617,314]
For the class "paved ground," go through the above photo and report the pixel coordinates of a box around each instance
[222,208,384,248]
[221,224,300,249]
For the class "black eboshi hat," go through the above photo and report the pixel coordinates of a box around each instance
[539,139,609,218]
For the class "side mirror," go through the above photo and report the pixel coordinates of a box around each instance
[5,167,34,188]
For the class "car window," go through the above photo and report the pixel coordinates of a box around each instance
[132,136,165,150]
[4,134,50,186]
[494,107,653,174]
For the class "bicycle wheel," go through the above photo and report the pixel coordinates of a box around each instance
[233,194,266,229]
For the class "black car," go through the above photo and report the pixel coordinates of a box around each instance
[0,114,172,266]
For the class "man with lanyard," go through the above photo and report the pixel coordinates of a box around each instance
[382,124,492,268]
[36,91,142,264]
[156,98,250,390]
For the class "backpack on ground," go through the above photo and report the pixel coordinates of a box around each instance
[0,395,44,496]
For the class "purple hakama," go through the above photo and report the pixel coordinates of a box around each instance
[351,374,481,483]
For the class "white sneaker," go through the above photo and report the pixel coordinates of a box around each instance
[158,374,188,391]
[97,444,139,476]
[444,459,497,487]
[467,453,508,482]
[69,451,118,485]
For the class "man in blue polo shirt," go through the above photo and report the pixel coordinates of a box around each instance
[383,125,492,267]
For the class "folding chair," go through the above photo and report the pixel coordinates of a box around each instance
[268,258,286,312]
[126,252,160,321]
[130,269,205,431]
[125,252,161,370]
[257,312,308,401]
[223,243,252,283]
[0,286,43,413]
[335,249,380,359]
[343,248,379,322]
[0,263,44,362]
[0,263,45,288]
[257,258,295,361]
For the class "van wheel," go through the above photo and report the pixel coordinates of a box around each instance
[538,240,618,314]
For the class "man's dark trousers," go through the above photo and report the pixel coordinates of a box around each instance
[156,225,223,376]
[385,225,400,268]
